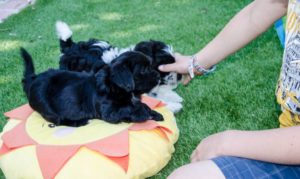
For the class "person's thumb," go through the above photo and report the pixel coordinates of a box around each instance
[158,63,177,72]
[183,75,192,85]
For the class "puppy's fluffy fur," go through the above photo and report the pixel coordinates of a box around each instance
[133,40,183,113]
[56,21,111,72]
[21,48,163,127]
[56,21,183,113]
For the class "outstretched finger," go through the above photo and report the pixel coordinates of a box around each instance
[158,63,178,73]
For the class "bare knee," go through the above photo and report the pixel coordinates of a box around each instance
[167,160,225,179]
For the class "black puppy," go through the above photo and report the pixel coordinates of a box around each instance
[21,48,163,127]
[59,39,110,72]
[56,21,111,72]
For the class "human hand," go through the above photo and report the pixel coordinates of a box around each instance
[190,131,231,162]
[158,53,192,85]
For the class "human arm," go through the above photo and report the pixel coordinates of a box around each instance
[191,126,300,165]
[159,0,288,84]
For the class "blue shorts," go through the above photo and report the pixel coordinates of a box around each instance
[212,156,300,179]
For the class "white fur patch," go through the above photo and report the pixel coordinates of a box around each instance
[56,21,73,41]
[102,45,135,64]
[163,45,174,56]
[166,102,183,113]
[163,72,180,89]
[154,85,183,103]
[148,85,183,113]
[92,41,110,49]
[102,47,119,64]
[118,45,135,55]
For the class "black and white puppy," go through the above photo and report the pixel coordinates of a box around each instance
[56,21,111,72]
[103,40,184,113]
[20,48,163,127]
[134,40,183,113]
[56,21,183,113]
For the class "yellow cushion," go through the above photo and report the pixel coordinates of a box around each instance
[0,103,179,179]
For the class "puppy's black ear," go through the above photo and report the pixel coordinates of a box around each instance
[110,60,134,92]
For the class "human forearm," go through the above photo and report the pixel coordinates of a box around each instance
[221,126,300,165]
[158,0,288,84]
[194,0,288,69]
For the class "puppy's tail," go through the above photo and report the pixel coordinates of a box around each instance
[20,48,35,96]
[55,21,74,53]
[56,20,72,41]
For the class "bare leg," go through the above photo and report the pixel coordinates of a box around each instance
[167,160,225,179]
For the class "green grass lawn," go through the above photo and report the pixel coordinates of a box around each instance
[0,0,283,178]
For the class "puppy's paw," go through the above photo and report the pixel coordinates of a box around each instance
[166,102,183,113]
[154,89,183,103]
[171,93,183,103]
[150,110,164,121]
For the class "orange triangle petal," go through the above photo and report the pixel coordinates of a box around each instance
[4,104,34,120]
[130,121,172,141]
[155,128,169,141]
[129,120,159,131]
[0,143,10,155]
[86,129,129,157]
[36,145,81,179]
[2,121,36,148]
[158,126,173,134]
[141,96,166,109]
[156,101,166,108]
[107,155,129,172]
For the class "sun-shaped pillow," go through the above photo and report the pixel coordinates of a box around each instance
[0,96,179,179]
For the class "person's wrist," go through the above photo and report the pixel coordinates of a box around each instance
[215,130,237,157]
[187,55,216,79]
[193,54,212,69]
